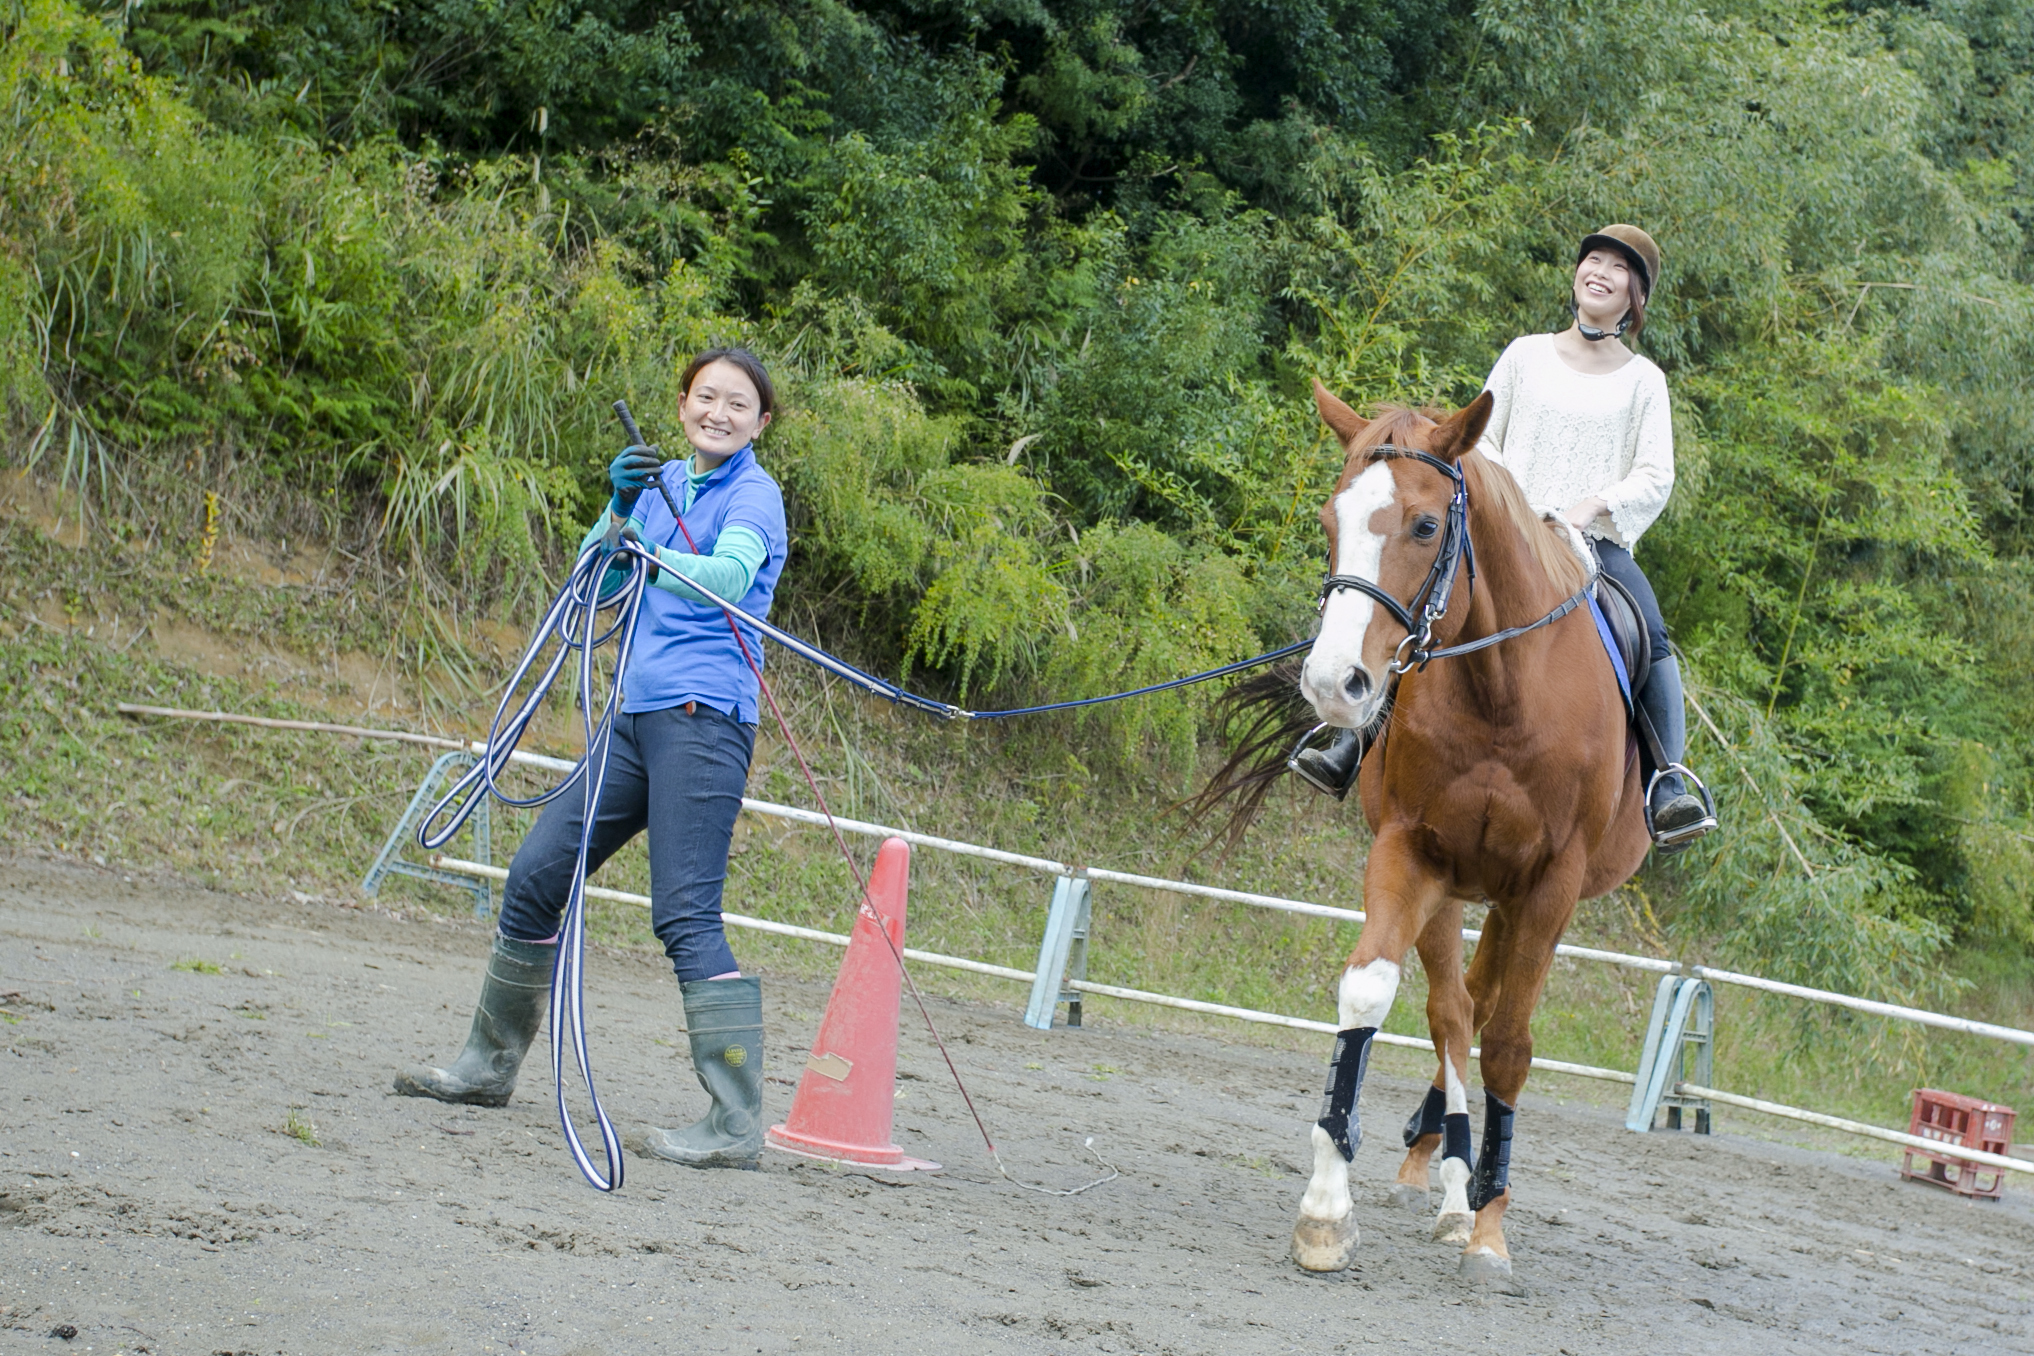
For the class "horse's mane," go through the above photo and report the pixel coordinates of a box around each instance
[1356,404,1591,597]
[1458,449,1593,596]
[1185,401,1591,856]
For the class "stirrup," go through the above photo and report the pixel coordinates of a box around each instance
[1288,723,1361,799]
[1644,763,1717,851]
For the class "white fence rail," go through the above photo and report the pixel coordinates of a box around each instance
[116,703,2034,1177]
[729,797,2031,1048]
[429,855,1636,1080]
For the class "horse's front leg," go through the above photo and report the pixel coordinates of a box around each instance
[1459,872,1579,1283]
[1388,900,1469,1211]
[1291,838,1448,1272]
[1429,902,1503,1242]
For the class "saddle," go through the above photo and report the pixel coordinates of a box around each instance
[1589,570,1651,708]
[1586,563,1678,790]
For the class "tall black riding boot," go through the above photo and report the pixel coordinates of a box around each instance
[394,934,553,1107]
[636,977,765,1170]
[1292,727,1364,800]
[1639,655,1716,851]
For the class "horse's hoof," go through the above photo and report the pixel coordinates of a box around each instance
[1386,1183,1429,1210]
[1459,1248,1522,1292]
[1291,1211,1359,1272]
[1459,1247,1511,1280]
[1432,1210,1473,1245]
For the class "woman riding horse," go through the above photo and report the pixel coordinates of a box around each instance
[1295,225,1716,852]
[1276,384,1657,1283]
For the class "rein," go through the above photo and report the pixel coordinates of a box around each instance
[1318,445,1589,673]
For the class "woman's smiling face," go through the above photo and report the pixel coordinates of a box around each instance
[1573,248,1636,327]
[680,359,771,461]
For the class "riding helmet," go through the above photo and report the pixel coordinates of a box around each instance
[1576,224,1660,298]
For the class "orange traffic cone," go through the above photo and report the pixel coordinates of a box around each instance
[766,837,941,1171]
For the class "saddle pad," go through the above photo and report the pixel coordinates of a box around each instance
[1588,589,1634,715]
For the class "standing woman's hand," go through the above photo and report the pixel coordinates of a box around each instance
[609,445,665,518]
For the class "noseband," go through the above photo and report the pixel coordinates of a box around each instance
[1317,445,1586,673]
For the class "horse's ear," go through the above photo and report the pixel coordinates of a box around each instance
[1312,379,1369,445]
[1429,391,1494,464]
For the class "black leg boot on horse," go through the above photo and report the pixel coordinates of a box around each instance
[1292,1022,1377,1269]
[394,935,553,1106]
[636,976,766,1169]
[1638,655,1716,851]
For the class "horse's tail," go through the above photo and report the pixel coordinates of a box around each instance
[1185,659,1317,855]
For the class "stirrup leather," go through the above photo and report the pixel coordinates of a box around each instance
[1644,763,1718,849]
[1287,722,1362,799]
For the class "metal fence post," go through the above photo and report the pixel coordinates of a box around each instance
[361,750,492,918]
[1061,879,1092,1027]
[1024,874,1092,1030]
[1660,981,1714,1133]
[1627,974,1714,1133]
[1626,975,1680,1131]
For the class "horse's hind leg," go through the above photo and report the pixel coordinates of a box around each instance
[1389,1084,1444,1209]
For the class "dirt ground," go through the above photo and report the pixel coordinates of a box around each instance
[3,856,2031,1356]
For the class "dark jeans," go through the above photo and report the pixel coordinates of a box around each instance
[498,704,754,982]
[1594,541,1670,660]
[1596,539,1691,797]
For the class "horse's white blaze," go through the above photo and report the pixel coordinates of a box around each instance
[1337,959,1400,1030]
[1302,461,1398,728]
[1300,1124,1352,1221]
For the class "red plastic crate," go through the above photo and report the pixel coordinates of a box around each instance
[1899,1088,2016,1200]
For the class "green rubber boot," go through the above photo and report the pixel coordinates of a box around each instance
[637,977,765,1169]
[393,935,553,1107]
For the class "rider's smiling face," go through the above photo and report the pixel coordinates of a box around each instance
[1572,249,1636,330]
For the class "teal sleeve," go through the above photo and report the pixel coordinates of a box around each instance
[651,524,770,604]
[581,509,647,598]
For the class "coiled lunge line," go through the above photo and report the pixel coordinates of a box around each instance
[418,530,662,1192]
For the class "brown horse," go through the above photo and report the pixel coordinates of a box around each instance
[1214,384,1650,1282]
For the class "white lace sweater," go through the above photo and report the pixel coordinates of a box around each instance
[1474,333,1676,550]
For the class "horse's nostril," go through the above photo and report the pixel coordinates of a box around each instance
[1343,668,1370,703]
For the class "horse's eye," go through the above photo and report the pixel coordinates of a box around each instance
[1413,517,1440,542]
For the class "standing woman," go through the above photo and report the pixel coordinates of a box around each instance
[1296,226,1716,850]
[396,348,790,1169]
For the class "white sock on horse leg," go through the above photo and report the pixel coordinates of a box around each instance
[1338,958,1401,1029]
[1436,1048,1473,1224]
[1300,1124,1353,1221]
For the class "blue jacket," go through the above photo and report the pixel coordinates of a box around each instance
[621,445,787,723]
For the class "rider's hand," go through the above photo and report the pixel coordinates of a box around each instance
[1564,495,1609,532]
[608,445,664,517]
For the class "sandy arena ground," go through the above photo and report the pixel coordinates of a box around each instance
[2,855,2031,1355]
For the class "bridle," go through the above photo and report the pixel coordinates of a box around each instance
[1319,447,1472,675]
[1316,445,1589,675]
